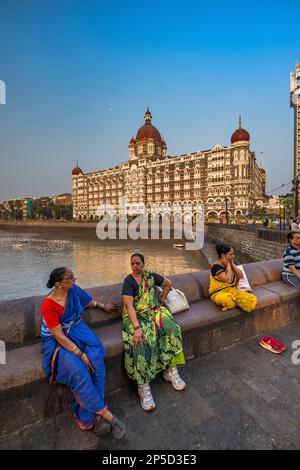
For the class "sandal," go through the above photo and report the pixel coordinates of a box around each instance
[111,416,126,439]
[94,416,111,435]
[259,336,286,354]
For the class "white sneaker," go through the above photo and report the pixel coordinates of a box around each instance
[138,383,156,411]
[163,366,186,391]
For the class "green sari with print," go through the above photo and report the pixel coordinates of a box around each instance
[122,269,185,385]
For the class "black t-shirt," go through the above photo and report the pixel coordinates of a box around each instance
[122,272,164,298]
[211,264,226,277]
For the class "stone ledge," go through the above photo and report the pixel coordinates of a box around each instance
[0,260,283,346]
[1,277,300,445]
[0,277,298,395]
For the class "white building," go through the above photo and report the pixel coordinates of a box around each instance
[72,110,266,221]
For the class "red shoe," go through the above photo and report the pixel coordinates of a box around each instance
[259,336,286,354]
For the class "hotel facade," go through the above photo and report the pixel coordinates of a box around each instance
[72,109,266,221]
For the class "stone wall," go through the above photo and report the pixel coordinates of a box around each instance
[205,224,287,262]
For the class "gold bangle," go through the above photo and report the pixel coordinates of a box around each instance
[71,345,77,352]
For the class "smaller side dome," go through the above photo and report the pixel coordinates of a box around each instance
[72,161,83,176]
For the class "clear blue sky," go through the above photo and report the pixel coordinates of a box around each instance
[0,0,299,201]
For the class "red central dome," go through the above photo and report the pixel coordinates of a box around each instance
[231,116,250,144]
[231,128,250,144]
[135,108,162,142]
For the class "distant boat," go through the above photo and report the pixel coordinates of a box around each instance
[173,244,184,248]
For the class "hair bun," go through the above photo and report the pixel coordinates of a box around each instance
[215,243,231,257]
[46,267,67,289]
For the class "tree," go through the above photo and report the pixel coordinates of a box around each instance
[53,204,73,220]
[281,194,294,220]
[6,200,22,219]
[30,197,54,219]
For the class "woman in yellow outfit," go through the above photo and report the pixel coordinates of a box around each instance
[209,244,257,312]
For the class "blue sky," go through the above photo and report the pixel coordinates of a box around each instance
[0,0,299,200]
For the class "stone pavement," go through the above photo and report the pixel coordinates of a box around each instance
[3,320,300,450]
[97,319,300,450]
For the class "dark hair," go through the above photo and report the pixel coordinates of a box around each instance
[47,267,67,288]
[131,253,145,264]
[216,243,232,258]
[287,231,299,243]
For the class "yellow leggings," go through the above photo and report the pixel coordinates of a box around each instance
[211,287,257,312]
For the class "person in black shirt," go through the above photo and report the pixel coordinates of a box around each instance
[122,253,186,412]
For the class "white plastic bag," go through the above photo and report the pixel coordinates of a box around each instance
[156,286,189,314]
[236,265,252,292]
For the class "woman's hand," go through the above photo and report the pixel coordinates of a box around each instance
[133,328,144,348]
[103,301,119,313]
[81,353,94,374]
[220,254,229,267]
[159,278,172,306]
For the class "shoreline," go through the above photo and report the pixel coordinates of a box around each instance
[0,220,98,229]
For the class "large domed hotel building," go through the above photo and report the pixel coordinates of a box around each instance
[72,109,266,221]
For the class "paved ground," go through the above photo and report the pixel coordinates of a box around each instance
[98,320,300,450]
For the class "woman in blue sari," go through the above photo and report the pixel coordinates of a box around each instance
[41,267,126,439]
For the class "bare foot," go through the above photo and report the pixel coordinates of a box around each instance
[100,409,113,423]
[222,307,228,311]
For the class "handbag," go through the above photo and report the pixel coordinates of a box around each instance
[156,286,189,314]
[236,265,252,292]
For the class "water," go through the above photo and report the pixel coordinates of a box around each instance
[0,228,209,301]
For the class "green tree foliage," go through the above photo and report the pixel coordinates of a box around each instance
[281,194,294,219]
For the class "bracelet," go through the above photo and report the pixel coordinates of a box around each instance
[72,346,83,357]
[133,324,140,331]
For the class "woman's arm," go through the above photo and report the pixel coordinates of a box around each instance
[50,325,94,373]
[50,324,80,352]
[123,296,140,328]
[159,277,172,304]
[74,285,118,313]
[214,263,232,283]
[230,261,244,280]
[123,295,143,347]
[86,299,119,313]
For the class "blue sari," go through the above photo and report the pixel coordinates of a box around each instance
[41,285,107,430]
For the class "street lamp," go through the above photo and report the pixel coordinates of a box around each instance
[293,175,299,219]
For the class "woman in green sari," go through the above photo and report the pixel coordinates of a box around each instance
[122,253,186,411]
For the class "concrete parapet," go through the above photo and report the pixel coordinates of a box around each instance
[0,259,299,449]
